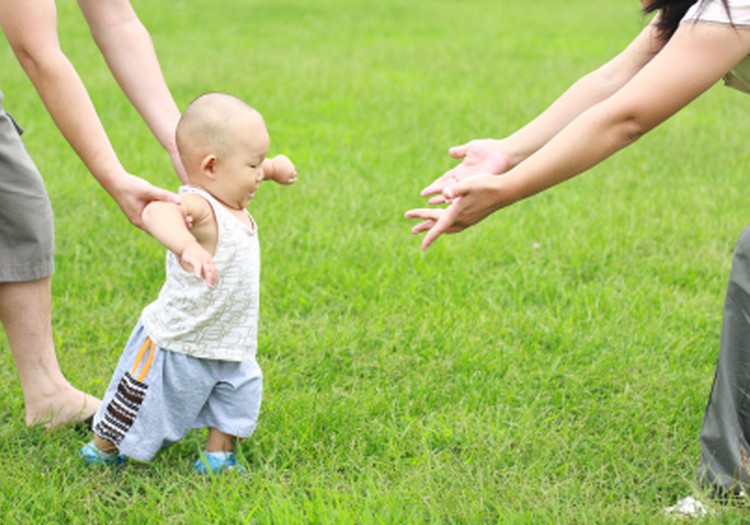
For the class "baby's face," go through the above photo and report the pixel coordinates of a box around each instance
[214,116,270,208]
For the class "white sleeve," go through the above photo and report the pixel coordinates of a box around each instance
[682,0,750,26]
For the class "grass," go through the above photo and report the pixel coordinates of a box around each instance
[1,0,750,522]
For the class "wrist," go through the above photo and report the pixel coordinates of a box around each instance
[163,136,180,159]
[179,238,201,257]
[500,164,539,208]
[495,139,524,172]
[96,164,129,196]
[262,157,277,182]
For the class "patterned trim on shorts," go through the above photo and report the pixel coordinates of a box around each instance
[94,338,156,446]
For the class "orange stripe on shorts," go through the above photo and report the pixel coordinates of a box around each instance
[130,337,156,381]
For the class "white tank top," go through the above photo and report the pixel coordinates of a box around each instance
[142,186,260,361]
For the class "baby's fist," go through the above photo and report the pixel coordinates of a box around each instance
[266,155,297,185]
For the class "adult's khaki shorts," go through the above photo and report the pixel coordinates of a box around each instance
[0,91,54,282]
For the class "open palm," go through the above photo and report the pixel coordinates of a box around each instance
[420,139,511,204]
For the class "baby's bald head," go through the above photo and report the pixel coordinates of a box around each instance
[176,93,266,178]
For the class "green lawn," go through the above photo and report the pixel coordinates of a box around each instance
[2,0,750,522]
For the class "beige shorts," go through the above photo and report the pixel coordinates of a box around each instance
[0,91,55,281]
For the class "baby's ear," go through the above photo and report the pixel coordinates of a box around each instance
[200,154,218,179]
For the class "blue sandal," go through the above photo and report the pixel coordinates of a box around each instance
[79,441,126,466]
[194,452,242,474]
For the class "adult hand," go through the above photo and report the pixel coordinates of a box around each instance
[421,139,512,204]
[108,173,180,228]
[406,173,514,251]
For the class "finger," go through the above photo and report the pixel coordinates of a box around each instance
[420,173,453,197]
[420,181,442,197]
[443,180,469,201]
[149,187,181,204]
[411,220,436,234]
[204,263,217,288]
[428,195,447,205]
[421,204,458,251]
[404,208,443,221]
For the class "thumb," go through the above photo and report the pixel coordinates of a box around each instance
[449,144,469,159]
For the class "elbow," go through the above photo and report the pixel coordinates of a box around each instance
[9,40,64,83]
[620,116,650,145]
[597,94,668,148]
[82,7,145,50]
[601,103,656,147]
[10,43,41,79]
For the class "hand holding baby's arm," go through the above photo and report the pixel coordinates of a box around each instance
[262,155,297,185]
[141,200,217,287]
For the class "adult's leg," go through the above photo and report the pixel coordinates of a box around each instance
[698,225,750,495]
[0,278,99,426]
[0,93,99,426]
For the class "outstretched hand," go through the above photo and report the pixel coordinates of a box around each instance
[420,139,512,204]
[108,173,180,228]
[406,173,511,251]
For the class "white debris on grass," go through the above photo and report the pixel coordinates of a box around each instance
[664,496,711,519]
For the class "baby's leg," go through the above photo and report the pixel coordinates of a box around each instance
[193,359,261,474]
[94,435,118,454]
[79,433,126,466]
[195,428,241,474]
[205,427,237,453]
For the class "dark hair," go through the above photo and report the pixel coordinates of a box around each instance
[642,0,731,40]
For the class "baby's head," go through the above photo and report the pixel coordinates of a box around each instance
[176,93,270,209]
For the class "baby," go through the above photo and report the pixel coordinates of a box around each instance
[79,92,296,473]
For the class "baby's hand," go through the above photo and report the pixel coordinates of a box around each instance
[265,155,297,185]
[180,240,217,288]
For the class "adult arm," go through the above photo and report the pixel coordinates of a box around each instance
[77,0,186,182]
[420,18,667,203]
[407,21,750,250]
[0,0,177,227]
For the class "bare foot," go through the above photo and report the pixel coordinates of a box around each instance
[25,388,101,429]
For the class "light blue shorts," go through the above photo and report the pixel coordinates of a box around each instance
[93,320,263,462]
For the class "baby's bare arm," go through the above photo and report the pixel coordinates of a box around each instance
[141,196,217,286]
